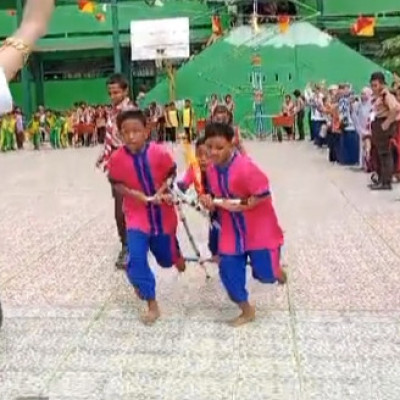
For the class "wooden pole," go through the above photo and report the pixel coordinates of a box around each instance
[165,61,176,101]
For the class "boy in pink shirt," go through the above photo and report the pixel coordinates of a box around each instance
[177,136,219,258]
[108,109,185,325]
[212,105,246,155]
[200,122,286,326]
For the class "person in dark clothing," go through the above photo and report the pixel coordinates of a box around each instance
[369,72,400,190]
[293,90,305,140]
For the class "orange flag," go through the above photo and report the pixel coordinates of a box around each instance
[211,14,223,36]
[78,0,96,14]
[95,13,106,22]
[278,15,290,34]
[351,16,375,37]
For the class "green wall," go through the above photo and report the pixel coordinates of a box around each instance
[0,1,211,38]
[10,78,109,110]
[43,78,109,109]
[323,0,400,14]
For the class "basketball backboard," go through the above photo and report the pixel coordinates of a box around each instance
[130,17,190,61]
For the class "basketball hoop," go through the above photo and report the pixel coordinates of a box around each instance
[130,17,189,100]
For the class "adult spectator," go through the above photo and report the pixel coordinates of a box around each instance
[370,72,400,190]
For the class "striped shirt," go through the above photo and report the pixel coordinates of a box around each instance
[99,98,134,170]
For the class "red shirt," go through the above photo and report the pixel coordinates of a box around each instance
[108,142,178,235]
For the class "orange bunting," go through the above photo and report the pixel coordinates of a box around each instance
[95,13,106,22]
[277,15,290,34]
[78,0,96,14]
[351,16,375,37]
[211,14,223,36]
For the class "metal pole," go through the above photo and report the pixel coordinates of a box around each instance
[16,0,32,118]
[111,0,122,73]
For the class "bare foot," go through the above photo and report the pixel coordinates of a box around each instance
[210,255,220,264]
[141,307,160,325]
[228,306,256,327]
[175,257,186,273]
[277,269,287,285]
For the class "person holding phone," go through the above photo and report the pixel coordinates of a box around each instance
[0,0,54,113]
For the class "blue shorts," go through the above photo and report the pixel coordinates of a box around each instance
[219,248,282,303]
[208,225,219,256]
[126,229,182,300]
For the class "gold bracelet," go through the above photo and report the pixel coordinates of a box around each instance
[0,37,31,64]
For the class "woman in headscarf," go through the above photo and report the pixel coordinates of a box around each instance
[0,0,54,114]
[351,87,373,170]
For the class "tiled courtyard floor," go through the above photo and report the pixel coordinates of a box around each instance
[0,142,399,400]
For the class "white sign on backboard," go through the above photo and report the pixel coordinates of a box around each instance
[130,17,190,61]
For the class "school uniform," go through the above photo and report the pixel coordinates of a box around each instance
[177,165,219,257]
[206,152,284,303]
[108,142,183,300]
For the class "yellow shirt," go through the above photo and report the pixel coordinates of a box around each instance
[168,109,179,128]
[9,118,16,131]
[30,120,40,134]
[67,117,73,132]
[183,107,193,128]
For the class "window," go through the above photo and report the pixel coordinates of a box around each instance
[43,57,114,80]
[131,60,156,78]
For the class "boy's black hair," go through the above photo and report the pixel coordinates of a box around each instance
[195,135,207,148]
[370,71,386,84]
[204,122,234,142]
[106,73,129,90]
[212,104,229,115]
[116,109,147,130]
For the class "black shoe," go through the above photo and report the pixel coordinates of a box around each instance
[115,246,128,269]
[369,183,392,191]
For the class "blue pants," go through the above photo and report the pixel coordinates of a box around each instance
[208,225,219,256]
[312,120,325,146]
[127,229,181,300]
[339,130,360,165]
[219,248,281,303]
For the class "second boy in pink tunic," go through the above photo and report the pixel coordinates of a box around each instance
[201,122,285,326]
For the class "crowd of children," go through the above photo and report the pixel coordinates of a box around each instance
[145,93,235,144]
[0,103,125,152]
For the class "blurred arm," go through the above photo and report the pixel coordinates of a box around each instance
[0,0,54,81]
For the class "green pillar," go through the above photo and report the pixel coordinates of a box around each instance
[316,0,324,14]
[16,0,33,118]
[35,56,45,107]
[111,0,122,73]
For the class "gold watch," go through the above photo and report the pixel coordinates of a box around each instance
[0,37,31,64]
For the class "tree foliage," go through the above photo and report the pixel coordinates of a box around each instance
[381,35,400,73]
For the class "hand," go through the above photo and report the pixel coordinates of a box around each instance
[199,194,214,210]
[218,200,247,212]
[135,191,149,204]
[381,121,390,131]
[246,196,257,208]
[160,193,174,205]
